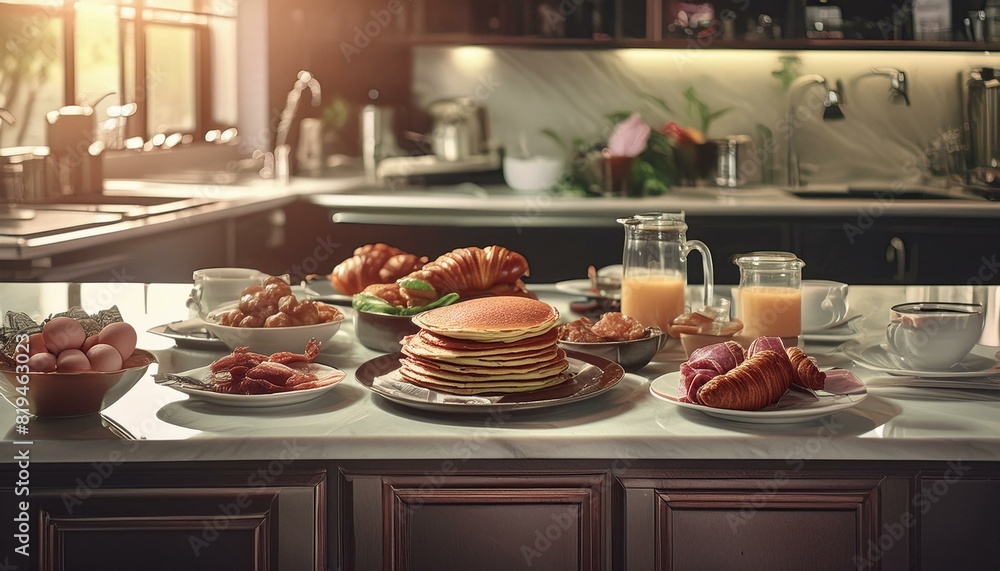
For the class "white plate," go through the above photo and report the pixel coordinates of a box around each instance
[158,362,346,407]
[649,369,867,424]
[148,320,227,351]
[553,279,621,300]
[841,341,1000,379]
[802,314,863,341]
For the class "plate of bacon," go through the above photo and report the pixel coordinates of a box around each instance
[649,337,867,424]
[154,339,346,407]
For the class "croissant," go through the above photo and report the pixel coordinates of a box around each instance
[786,347,827,390]
[398,245,531,302]
[697,350,794,411]
[328,244,427,295]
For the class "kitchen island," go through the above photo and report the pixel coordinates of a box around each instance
[1,282,998,570]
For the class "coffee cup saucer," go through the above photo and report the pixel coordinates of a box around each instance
[840,341,1000,379]
[802,314,863,342]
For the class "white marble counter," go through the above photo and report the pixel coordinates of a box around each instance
[1,283,999,465]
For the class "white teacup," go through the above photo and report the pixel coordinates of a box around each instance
[801,280,850,332]
[886,302,985,370]
[187,268,269,316]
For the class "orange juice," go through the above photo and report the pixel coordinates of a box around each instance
[621,274,686,331]
[737,286,802,337]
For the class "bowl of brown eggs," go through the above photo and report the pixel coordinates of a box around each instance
[0,316,155,417]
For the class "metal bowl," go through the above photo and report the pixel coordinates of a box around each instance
[354,310,421,354]
[558,327,668,372]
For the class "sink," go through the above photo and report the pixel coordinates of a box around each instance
[28,195,216,219]
[789,187,975,201]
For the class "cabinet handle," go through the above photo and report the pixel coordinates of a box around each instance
[886,237,906,282]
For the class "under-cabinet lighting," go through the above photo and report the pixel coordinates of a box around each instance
[451,46,494,72]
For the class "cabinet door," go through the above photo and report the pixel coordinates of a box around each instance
[621,477,908,571]
[798,222,912,283]
[344,472,607,571]
[920,477,1000,571]
[1,469,326,571]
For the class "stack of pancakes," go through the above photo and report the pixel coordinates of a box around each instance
[400,297,570,395]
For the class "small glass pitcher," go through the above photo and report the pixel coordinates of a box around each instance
[618,213,714,332]
[733,251,805,340]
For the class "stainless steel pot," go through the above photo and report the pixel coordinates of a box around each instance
[965,68,1000,186]
[427,97,488,162]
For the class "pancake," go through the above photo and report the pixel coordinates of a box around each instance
[401,371,571,395]
[403,349,568,377]
[411,297,559,342]
[402,344,559,367]
[401,356,569,382]
[404,329,559,358]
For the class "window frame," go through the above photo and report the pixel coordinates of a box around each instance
[0,0,232,142]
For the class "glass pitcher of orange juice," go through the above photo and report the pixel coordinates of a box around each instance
[618,213,714,332]
[734,251,805,342]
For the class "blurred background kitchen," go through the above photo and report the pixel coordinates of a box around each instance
[2,0,1000,285]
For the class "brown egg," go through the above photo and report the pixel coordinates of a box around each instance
[81,334,100,353]
[42,317,86,354]
[56,349,92,373]
[27,333,48,356]
[86,344,123,372]
[27,352,57,373]
[97,322,137,361]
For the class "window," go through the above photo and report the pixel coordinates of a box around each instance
[0,0,237,147]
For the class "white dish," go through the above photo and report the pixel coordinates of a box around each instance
[649,369,867,424]
[554,279,621,300]
[148,320,227,351]
[802,314,863,341]
[202,311,346,354]
[841,341,1000,379]
[157,362,346,407]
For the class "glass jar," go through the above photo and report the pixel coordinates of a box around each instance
[734,251,805,340]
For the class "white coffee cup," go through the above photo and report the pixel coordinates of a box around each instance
[886,302,985,370]
[188,268,268,316]
[801,280,850,332]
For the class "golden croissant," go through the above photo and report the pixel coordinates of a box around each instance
[697,350,794,411]
[405,245,530,298]
[328,243,427,295]
[786,346,826,390]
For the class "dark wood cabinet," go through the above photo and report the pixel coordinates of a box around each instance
[343,471,609,571]
[919,476,1000,571]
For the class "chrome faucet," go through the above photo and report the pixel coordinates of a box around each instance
[871,67,910,106]
[271,70,322,184]
[0,108,14,146]
[786,74,846,189]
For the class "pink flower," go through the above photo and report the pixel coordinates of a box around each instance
[607,112,651,158]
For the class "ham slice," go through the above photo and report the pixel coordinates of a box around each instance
[679,340,745,404]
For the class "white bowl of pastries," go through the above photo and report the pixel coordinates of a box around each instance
[202,276,345,354]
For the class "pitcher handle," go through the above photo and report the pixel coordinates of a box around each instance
[682,239,714,309]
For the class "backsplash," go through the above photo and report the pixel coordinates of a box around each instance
[412,47,1000,186]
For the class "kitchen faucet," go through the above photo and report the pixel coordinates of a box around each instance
[0,108,14,146]
[271,70,322,184]
[786,74,845,189]
[871,67,910,106]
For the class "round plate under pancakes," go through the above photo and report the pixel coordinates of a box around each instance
[411,297,560,342]
[355,350,626,412]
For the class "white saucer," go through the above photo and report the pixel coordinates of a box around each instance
[841,341,1000,379]
[802,314,863,342]
[649,369,867,424]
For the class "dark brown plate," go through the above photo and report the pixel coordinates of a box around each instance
[354,350,625,413]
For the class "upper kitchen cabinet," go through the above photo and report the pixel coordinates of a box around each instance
[402,0,1000,50]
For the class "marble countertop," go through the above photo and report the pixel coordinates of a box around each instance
[3,173,998,261]
[1,282,999,465]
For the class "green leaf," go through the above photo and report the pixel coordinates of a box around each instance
[606,111,633,124]
[639,92,673,116]
[541,128,567,151]
[397,293,461,316]
[397,277,434,292]
[352,294,399,314]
